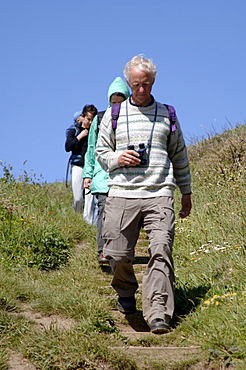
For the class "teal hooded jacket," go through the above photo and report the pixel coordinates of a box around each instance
[83,77,130,194]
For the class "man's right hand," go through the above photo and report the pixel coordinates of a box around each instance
[84,178,92,189]
[118,149,141,167]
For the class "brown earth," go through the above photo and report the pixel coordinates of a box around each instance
[7,242,230,369]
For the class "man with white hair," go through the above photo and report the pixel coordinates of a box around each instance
[96,55,192,334]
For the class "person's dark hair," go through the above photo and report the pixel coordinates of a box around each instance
[82,104,98,117]
[110,92,126,101]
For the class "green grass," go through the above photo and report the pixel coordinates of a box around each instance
[0,125,245,369]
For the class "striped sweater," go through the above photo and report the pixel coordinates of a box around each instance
[95,97,191,198]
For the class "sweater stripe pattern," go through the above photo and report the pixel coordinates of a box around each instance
[96,98,191,198]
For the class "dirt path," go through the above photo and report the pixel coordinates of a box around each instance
[7,242,205,369]
[12,302,76,331]
[109,309,204,369]
[8,303,76,369]
[108,272,203,369]
[8,351,36,370]
[100,244,207,370]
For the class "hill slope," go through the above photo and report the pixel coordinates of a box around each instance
[0,124,245,369]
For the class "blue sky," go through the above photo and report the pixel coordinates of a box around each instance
[1,0,245,183]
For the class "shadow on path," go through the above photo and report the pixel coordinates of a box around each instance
[124,310,150,332]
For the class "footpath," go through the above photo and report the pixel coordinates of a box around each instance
[8,240,205,370]
[100,242,204,370]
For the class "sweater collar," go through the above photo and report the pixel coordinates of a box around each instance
[129,94,155,107]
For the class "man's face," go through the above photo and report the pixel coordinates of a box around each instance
[81,112,94,129]
[127,67,154,106]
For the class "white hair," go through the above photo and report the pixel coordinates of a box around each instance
[123,54,157,82]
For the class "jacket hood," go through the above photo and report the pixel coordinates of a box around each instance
[107,77,130,106]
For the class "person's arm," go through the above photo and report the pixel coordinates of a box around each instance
[179,194,192,218]
[168,117,192,218]
[168,118,192,195]
[77,129,88,141]
[95,109,120,172]
[65,128,78,152]
[65,127,88,152]
[83,116,98,178]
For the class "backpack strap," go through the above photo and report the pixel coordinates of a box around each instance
[97,110,106,133]
[110,103,176,132]
[66,124,80,138]
[109,102,176,149]
[164,104,177,150]
[163,104,177,133]
[65,155,71,188]
[111,103,121,130]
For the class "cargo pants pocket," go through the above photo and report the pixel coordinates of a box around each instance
[102,197,125,240]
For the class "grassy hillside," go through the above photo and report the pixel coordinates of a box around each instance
[0,124,245,369]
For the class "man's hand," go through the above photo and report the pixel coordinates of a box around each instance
[84,178,92,189]
[118,149,141,167]
[179,194,192,218]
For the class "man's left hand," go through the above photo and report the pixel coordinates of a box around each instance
[179,194,192,218]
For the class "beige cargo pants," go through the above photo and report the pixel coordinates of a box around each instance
[102,196,175,326]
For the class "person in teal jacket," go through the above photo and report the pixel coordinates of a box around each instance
[83,77,130,263]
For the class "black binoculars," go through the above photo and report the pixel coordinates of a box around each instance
[128,143,147,165]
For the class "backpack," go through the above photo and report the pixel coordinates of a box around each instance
[96,106,121,132]
[97,103,177,134]
[65,122,82,143]
[110,102,177,135]
[97,110,106,132]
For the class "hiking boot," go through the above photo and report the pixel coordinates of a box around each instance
[98,251,109,264]
[117,296,136,314]
[150,318,170,334]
